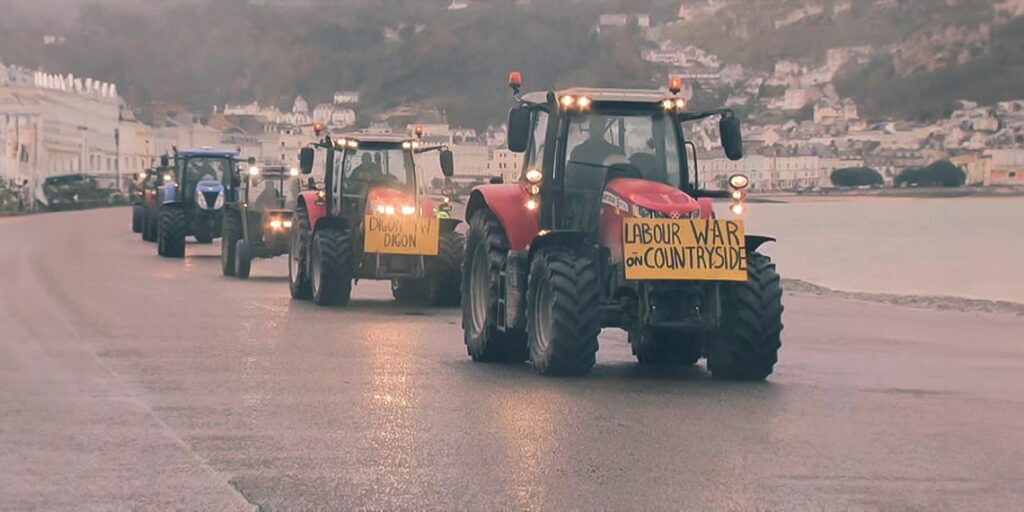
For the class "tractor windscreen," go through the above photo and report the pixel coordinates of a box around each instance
[341,146,415,196]
[556,110,683,233]
[563,112,682,188]
[183,157,231,185]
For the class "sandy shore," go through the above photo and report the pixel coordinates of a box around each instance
[784,278,1024,317]
[753,185,1024,203]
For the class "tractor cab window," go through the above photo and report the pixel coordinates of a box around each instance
[249,171,287,210]
[342,147,414,196]
[522,110,549,176]
[183,157,231,185]
[563,112,681,188]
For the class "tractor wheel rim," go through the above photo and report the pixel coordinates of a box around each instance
[469,245,489,332]
[290,229,302,281]
[534,278,553,351]
[311,247,321,295]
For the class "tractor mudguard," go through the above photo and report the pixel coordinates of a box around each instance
[746,235,776,253]
[439,217,461,234]
[298,191,327,230]
[466,184,537,251]
[527,230,588,262]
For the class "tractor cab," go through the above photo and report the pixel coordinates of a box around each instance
[502,84,746,240]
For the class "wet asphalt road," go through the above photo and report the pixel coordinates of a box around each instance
[1,207,1023,511]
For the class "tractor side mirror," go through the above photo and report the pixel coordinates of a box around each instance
[507,107,531,153]
[720,114,743,161]
[160,154,169,168]
[247,157,256,164]
[439,149,454,177]
[489,176,503,184]
[299,147,314,174]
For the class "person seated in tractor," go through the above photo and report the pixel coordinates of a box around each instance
[349,153,382,184]
[569,117,624,168]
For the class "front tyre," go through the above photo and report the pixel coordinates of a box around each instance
[310,228,354,306]
[527,247,600,376]
[235,240,252,279]
[706,252,783,380]
[131,205,143,233]
[142,208,158,242]
[157,207,186,258]
[426,230,465,306]
[462,209,527,363]
[221,211,242,276]
[288,208,313,299]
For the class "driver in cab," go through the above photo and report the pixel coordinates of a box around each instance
[349,153,382,184]
[570,118,624,168]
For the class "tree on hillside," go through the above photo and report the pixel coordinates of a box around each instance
[831,167,884,187]
[895,160,965,187]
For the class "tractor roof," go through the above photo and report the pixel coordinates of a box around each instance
[335,133,413,145]
[522,87,668,105]
[256,166,293,177]
[176,148,239,158]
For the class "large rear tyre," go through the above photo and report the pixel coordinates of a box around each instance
[221,211,242,276]
[288,208,312,300]
[235,240,252,279]
[630,328,702,366]
[131,205,143,233]
[310,228,354,306]
[706,252,783,380]
[426,230,465,306]
[526,247,600,376]
[462,209,527,363]
[157,207,186,258]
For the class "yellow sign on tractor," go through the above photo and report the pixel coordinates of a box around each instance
[364,214,440,255]
[623,218,747,281]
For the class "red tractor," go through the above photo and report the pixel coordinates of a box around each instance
[289,133,464,306]
[461,73,783,379]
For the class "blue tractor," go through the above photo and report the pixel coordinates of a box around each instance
[156,148,252,258]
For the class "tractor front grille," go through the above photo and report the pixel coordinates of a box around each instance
[201,191,220,208]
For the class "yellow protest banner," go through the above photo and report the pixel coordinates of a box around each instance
[364,215,439,255]
[623,218,747,281]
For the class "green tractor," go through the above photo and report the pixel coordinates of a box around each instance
[222,165,301,278]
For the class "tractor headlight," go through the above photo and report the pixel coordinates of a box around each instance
[730,203,744,216]
[270,219,282,229]
[214,191,224,209]
[283,220,293,228]
[525,168,542,183]
[163,174,172,183]
[289,168,299,176]
[196,192,207,209]
[731,189,744,201]
[729,173,749,190]
[525,198,539,211]
[632,204,666,219]
[249,166,260,176]
[401,205,416,215]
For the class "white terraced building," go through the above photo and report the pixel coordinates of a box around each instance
[1,64,122,186]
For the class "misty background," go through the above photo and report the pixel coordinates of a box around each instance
[2,0,1022,130]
